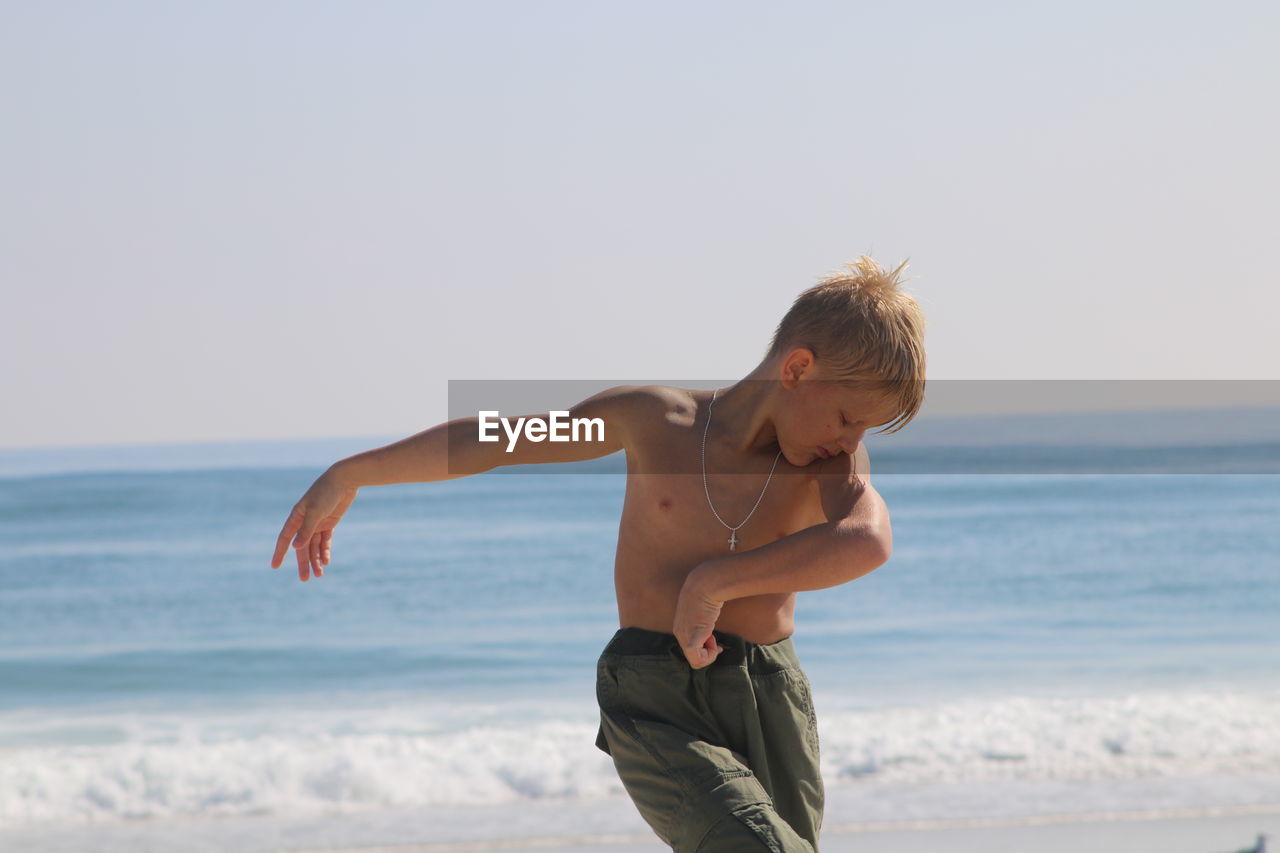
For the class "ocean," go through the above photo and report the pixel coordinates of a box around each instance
[1,427,1278,850]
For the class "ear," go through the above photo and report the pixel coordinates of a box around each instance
[779,347,818,387]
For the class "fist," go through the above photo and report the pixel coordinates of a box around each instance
[673,568,726,669]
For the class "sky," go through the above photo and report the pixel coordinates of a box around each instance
[2,0,1277,449]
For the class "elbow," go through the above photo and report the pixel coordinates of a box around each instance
[831,521,892,579]
[867,535,892,571]
[876,524,892,565]
[853,525,892,575]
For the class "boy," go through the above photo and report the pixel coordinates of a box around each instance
[269,255,926,851]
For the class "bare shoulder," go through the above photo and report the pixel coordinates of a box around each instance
[467,384,697,471]
[608,384,701,439]
[812,441,875,525]
[639,384,701,421]
[812,440,873,486]
[853,440,872,483]
[568,384,687,449]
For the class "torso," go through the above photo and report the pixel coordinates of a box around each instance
[612,386,832,644]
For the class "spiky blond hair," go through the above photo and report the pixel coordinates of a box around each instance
[765,255,927,434]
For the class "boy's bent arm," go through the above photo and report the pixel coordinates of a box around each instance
[688,442,892,601]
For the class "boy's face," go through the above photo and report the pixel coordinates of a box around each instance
[777,367,900,466]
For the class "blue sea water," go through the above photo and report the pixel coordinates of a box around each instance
[0,434,1278,849]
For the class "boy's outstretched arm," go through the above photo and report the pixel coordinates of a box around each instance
[269,385,638,581]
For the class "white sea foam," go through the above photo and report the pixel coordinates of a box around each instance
[817,689,1280,784]
[0,704,625,826]
[2,688,1279,828]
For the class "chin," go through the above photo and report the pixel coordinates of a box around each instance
[792,448,820,467]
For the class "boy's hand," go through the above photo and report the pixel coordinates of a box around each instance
[270,467,360,582]
[674,563,726,669]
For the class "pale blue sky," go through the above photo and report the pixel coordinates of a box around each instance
[2,1,1277,448]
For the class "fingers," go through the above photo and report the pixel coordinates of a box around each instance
[273,473,358,577]
[293,516,319,554]
[686,648,720,669]
[683,635,723,669]
[296,535,310,582]
[293,530,328,582]
[276,513,337,581]
[291,513,324,581]
[271,508,304,568]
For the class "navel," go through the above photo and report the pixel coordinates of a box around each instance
[658,498,673,511]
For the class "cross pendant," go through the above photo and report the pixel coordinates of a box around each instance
[727,530,739,551]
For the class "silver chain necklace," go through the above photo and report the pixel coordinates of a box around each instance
[701,387,784,551]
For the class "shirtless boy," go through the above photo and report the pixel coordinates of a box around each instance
[270,255,927,851]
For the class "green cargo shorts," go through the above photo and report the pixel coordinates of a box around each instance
[594,626,824,852]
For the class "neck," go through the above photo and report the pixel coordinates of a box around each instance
[708,361,783,456]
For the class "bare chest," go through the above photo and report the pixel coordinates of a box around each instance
[615,454,823,572]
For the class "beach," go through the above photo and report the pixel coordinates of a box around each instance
[394,810,1280,853]
[3,805,1276,852]
[1,447,1277,851]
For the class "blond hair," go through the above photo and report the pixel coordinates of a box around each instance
[766,255,927,434]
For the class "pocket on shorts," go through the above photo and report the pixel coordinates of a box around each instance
[754,667,820,760]
[794,670,820,756]
[596,654,620,707]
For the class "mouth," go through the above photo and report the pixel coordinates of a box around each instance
[816,447,831,459]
